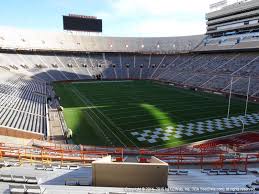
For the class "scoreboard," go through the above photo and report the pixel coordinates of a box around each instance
[63,14,102,32]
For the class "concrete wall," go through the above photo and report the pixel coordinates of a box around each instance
[0,126,44,140]
[92,156,168,188]
[0,28,204,54]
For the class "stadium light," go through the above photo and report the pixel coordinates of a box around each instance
[157,44,160,48]
[244,76,251,117]
[238,117,245,133]
[110,44,113,48]
[227,76,234,119]
[126,44,128,48]
[141,44,144,48]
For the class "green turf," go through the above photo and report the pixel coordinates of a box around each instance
[53,80,259,148]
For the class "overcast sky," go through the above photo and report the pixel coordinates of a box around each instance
[0,0,239,37]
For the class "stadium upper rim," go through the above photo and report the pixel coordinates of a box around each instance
[0,26,205,54]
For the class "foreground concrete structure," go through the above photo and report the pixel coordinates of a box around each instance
[92,156,169,188]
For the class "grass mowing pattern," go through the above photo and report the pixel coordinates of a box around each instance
[54,80,259,148]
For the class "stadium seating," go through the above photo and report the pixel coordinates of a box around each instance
[1,52,259,99]
[1,2,259,192]
[0,68,48,136]
[1,31,259,142]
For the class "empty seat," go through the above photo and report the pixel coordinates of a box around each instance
[25,185,42,194]
[25,176,38,184]
[35,164,45,170]
[1,174,12,182]
[13,175,26,183]
[65,178,78,186]
[78,179,90,186]
[69,165,80,170]
[9,184,25,194]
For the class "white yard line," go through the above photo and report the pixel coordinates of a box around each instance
[72,80,134,84]
[118,105,231,128]
[90,97,214,110]
[111,105,229,121]
[103,100,226,116]
[71,86,137,147]
[70,88,114,146]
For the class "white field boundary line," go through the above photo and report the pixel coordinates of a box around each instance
[114,88,184,121]
[118,105,252,128]
[83,93,213,104]
[83,92,220,106]
[67,81,153,94]
[110,105,231,121]
[117,105,234,128]
[84,93,214,105]
[123,111,258,132]
[81,84,231,104]
[70,88,114,146]
[69,78,206,91]
[103,100,233,117]
[105,101,233,120]
[72,80,134,84]
[71,86,118,146]
[96,98,215,110]
[148,125,259,149]
[78,88,139,148]
[80,91,139,148]
[100,99,224,114]
[72,86,137,148]
[104,105,226,119]
[92,88,230,98]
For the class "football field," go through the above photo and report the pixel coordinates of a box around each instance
[53,80,259,148]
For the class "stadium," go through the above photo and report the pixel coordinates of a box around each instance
[0,0,259,193]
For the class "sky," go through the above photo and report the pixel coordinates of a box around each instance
[0,0,239,37]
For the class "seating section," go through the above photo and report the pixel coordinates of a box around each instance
[1,51,259,137]
[195,32,259,52]
[155,53,259,97]
[0,28,204,53]
[201,168,247,175]
[0,160,20,168]
[1,52,259,99]
[35,164,79,171]
[168,169,188,175]
[0,69,48,136]
[65,178,90,186]
[0,174,38,184]
[9,184,41,194]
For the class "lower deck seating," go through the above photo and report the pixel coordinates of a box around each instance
[0,69,48,136]
[1,52,259,99]
[9,184,41,194]
[201,169,248,176]
[0,174,38,184]
[168,169,188,175]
